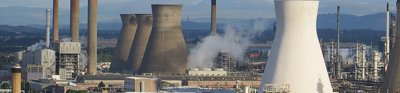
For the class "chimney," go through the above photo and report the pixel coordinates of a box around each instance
[109,14,138,73]
[258,0,333,92]
[46,9,51,48]
[87,0,98,75]
[127,14,153,72]
[53,0,59,43]
[211,0,217,34]
[70,0,79,42]
[12,64,21,93]
[139,4,188,74]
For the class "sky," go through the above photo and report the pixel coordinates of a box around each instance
[0,0,395,25]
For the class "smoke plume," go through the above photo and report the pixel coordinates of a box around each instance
[188,20,268,68]
[27,40,46,51]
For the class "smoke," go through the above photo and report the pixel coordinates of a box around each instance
[188,20,268,68]
[80,51,88,69]
[27,40,46,51]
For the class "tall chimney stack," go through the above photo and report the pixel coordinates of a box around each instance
[109,14,138,73]
[258,0,333,92]
[45,9,51,48]
[70,0,79,42]
[139,4,188,74]
[87,0,98,75]
[382,1,400,92]
[336,6,342,80]
[12,64,21,93]
[211,0,217,34]
[53,0,59,43]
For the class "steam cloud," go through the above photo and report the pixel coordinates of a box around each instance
[188,20,269,68]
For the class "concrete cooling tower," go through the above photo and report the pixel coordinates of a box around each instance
[139,4,188,74]
[258,0,333,92]
[110,14,138,73]
[381,0,400,92]
[127,14,153,72]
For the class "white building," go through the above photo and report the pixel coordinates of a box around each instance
[22,49,56,81]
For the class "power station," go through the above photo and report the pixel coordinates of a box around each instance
[259,0,333,92]
[110,14,138,73]
[139,4,188,74]
[127,14,153,72]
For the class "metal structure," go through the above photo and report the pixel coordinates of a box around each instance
[12,64,21,93]
[336,6,342,80]
[45,9,51,48]
[211,0,217,34]
[87,0,98,75]
[110,14,138,73]
[139,4,188,74]
[259,0,333,92]
[216,52,237,71]
[70,0,80,42]
[53,0,59,44]
[382,0,400,92]
[55,42,81,80]
[126,14,152,72]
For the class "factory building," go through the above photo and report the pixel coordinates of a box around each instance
[124,77,160,92]
[21,49,56,81]
[55,42,81,80]
[216,52,237,72]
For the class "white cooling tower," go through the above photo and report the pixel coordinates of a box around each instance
[259,0,333,92]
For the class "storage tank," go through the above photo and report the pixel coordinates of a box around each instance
[139,4,188,74]
[110,14,138,73]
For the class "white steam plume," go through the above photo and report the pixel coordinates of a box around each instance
[27,40,46,51]
[188,20,268,68]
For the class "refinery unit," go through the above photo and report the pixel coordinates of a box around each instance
[4,0,400,93]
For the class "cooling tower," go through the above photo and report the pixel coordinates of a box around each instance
[53,0,59,43]
[70,0,79,42]
[139,4,188,74]
[211,0,217,34]
[110,14,138,73]
[87,0,97,75]
[258,0,333,92]
[127,14,152,72]
[12,64,21,93]
[382,1,400,92]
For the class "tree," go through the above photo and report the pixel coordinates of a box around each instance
[98,81,105,88]
[1,83,11,89]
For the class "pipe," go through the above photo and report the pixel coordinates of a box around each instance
[12,64,21,93]
[109,14,138,73]
[70,0,79,42]
[127,14,152,72]
[87,0,97,75]
[53,0,59,43]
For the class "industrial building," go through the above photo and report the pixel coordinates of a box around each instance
[124,77,160,92]
[216,52,238,72]
[21,49,56,81]
[54,42,81,80]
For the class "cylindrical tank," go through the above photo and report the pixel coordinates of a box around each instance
[109,14,138,73]
[127,14,152,72]
[87,0,98,75]
[139,4,188,74]
[12,64,21,93]
[259,0,333,92]
[70,0,79,42]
